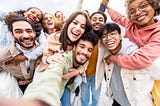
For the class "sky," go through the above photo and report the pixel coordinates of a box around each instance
[0,0,126,18]
[0,0,126,30]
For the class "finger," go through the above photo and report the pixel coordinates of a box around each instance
[62,75,70,79]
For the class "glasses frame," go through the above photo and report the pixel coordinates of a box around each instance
[101,30,119,40]
[129,2,150,17]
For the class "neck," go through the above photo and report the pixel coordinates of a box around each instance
[47,28,56,34]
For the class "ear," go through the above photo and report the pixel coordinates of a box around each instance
[120,34,122,40]
[10,32,14,37]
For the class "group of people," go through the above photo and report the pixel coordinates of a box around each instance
[0,0,160,106]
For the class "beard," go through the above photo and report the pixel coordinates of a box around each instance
[15,37,35,50]
[74,52,89,66]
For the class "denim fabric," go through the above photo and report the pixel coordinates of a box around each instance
[81,76,101,106]
[61,86,71,106]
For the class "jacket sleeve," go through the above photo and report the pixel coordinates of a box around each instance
[107,7,132,28]
[111,31,160,70]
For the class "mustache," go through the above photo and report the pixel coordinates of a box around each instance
[19,37,34,42]
[78,52,89,60]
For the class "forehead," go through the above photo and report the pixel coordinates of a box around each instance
[28,8,41,13]
[91,13,104,19]
[12,21,32,30]
[74,14,86,21]
[56,11,63,15]
[129,0,148,7]
[77,40,93,48]
[44,13,53,18]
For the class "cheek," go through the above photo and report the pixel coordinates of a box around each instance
[81,28,85,35]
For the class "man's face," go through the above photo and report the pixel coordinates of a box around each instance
[12,21,36,50]
[101,30,121,54]
[90,13,105,32]
[55,11,66,23]
[73,40,94,66]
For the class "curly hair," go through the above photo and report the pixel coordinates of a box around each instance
[125,0,160,16]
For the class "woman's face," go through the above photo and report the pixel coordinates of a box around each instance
[67,14,86,42]
[128,0,155,28]
[24,8,42,24]
[43,13,55,30]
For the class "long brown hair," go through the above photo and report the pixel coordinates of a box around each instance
[59,11,92,51]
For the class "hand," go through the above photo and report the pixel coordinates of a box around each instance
[18,79,32,85]
[62,68,80,79]
[3,54,27,65]
[104,55,112,65]
[46,53,66,64]
[104,0,109,8]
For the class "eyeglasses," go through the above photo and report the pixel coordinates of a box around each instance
[129,2,150,17]
[101,31,118,40]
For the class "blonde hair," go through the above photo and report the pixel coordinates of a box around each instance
[42,13,63,32]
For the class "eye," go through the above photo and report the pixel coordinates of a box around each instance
[80,24,85,29]
[15,30,23,34]
[26,29,34,33]
[99,17,104,22]
[88,48,93,53]
[139,3,148,10]
[129,9,136,15]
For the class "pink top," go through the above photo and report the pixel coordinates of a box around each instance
[108,7,160,70]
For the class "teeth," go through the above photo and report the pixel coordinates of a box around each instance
[72,31,79,36]
[137,15,146,21]
[79,54,86,60]
[107,41,114,45]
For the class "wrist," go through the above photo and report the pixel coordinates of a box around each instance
[45,56,49,64]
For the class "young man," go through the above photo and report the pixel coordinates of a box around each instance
[23,32,98,106]
[80,11,107,106]
[97,23,160,106]
[0,15,40,97]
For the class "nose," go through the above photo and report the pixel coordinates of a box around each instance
[135,9,142,15]
[32,14,37,20]
[83,48,90,57]
[106,35,112,40]
[23,31,30,37]
[75,24,81,31]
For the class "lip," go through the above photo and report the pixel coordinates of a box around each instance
[106,41,115,47]
[71,30,80,37]
[79,54,86,60]
[136,14,147,21]
[27,15,36,23]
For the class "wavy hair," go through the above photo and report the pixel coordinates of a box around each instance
[59,11,92,51]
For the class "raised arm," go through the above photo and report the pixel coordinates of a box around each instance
[75,0,84,11]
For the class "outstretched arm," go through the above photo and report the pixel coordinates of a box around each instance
[75,0,84,11]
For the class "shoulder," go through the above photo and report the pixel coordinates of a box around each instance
[48,32,60,41]
[120,38,138,55]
